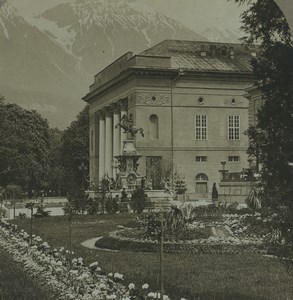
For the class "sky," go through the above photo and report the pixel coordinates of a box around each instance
[10,0,247,33]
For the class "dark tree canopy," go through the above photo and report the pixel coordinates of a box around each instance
[60,105,89,196]
[234,0,293,207]
[0,101,50,194]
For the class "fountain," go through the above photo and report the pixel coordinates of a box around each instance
[114,114,144,190]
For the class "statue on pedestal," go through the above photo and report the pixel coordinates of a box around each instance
[114,113,144,190]
[115,114,144,139]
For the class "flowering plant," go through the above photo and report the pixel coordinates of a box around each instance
[0,219,172,300]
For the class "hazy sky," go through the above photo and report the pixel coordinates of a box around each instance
[10,0,247,33]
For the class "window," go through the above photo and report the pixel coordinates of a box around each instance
[228,115,240,140]
[196,156,207,162]
[195,115,207,140]
[198,97,204,104]
[228,156,240,162]
[149,114,159,139]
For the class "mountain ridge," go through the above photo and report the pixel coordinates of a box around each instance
[1,0,241,128]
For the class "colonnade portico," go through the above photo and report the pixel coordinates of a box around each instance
[97,99,127,182]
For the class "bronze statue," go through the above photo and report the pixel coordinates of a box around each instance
[115,114,144,138]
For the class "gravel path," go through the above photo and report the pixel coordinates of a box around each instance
[212,227,232,238]
[81,237,118,252]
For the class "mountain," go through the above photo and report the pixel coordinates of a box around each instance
[1,0,206,128]
[0,1,89,128]
[32,0,207,76]
[201,26,242,44]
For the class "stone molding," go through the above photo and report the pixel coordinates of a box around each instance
[136,93,171,106]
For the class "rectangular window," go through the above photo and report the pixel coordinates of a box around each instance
[228,115,240,140]
[228,156,240,162]
[196,156,207,162]
[195,115,207,140]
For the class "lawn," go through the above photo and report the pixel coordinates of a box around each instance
[0,248,54,300]
[12,214,293,300]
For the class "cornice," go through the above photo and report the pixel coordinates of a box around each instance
[83,67,255,103]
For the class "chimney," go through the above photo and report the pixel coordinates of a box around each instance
[200,45,207,57]
[229,46,235,59]
[210,45,216,56]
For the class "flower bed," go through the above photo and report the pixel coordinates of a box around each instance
[94,229,264,254]
[118,227,212,242]
[0,220,172,300]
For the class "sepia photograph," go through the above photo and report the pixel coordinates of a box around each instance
[0,0,293,299]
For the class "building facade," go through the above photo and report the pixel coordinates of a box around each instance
[83,40,255,199]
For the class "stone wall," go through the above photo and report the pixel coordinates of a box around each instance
[218,181,252,204]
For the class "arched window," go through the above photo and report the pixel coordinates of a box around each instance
[195,173,208,181]
[149,114,159,139]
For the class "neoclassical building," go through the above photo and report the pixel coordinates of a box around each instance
[83,40,256,199]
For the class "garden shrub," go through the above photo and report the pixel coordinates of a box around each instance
[105,195,119,214]
[130,187,146,214]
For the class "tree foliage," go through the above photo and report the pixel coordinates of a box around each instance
[0,101,50,195]
[60,105,89,196]
[234,0,293,207]
[47,128,65,196]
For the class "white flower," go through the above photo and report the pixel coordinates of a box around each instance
[142,283,149,289]
[114,272,123,279]
[108,272,113,277]
[128,283,135,289]
[148,292,156,298]
[99,283,106,289]
[89,262,99,268]
[92,289,100,296]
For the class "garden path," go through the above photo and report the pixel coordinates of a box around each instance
[212,227,232,238]
[81,237,118,252]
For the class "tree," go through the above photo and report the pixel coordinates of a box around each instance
[232,0,293,263]
[233,0,293,207]
[60,105,89,197]
[0,100,50,196]
[47,128,65,196]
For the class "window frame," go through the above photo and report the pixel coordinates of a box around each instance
[228,156,240,162]
[196,156,207,162]
[195,114,208,140]
[227,115,240,140]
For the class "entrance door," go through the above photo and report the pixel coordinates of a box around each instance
[195,182,208,198]
[195,173,208,199]
[146,156,162,190]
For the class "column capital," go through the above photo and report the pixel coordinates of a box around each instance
[111,102,121,114]
[104,106,113,117]
[117,97,128,110]
[97,109,105,119]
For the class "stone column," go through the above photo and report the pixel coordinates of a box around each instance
[120,99,128,153]
[98,111,105,181]
[105,107,113,178]
[113,106,121,179]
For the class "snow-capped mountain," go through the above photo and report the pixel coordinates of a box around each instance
[1,0,206,128]
[0,1,90,128]
[201,26,242,44]
[29,0,207,75]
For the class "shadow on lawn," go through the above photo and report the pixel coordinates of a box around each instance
[180,290,267,300]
